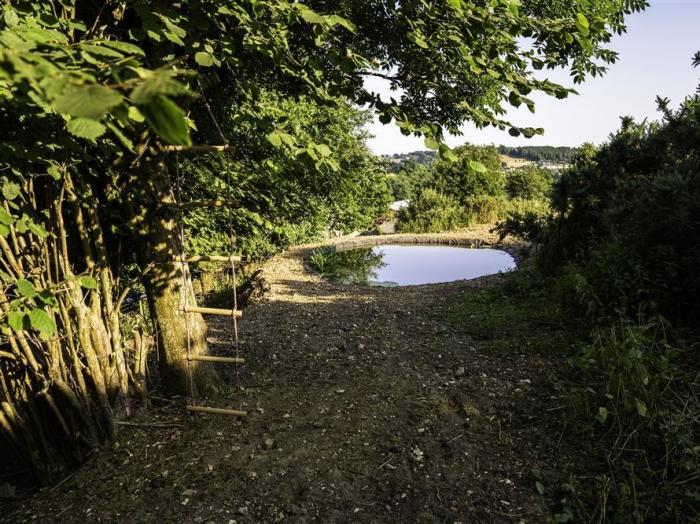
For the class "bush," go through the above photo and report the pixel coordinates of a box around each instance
[505,166,554,200]
[396,188,468,233]
[432,144,506,204]
[560,318,698,522]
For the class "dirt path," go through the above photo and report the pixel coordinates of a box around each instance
[8,238,568,523]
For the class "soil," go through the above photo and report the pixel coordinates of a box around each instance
[4,231,575,523]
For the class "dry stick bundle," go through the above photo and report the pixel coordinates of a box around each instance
[0,176,146,480]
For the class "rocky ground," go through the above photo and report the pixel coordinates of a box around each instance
[4,233,579,523]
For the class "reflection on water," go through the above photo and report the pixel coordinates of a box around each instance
[322,244,516,286]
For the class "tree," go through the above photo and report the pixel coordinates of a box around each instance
[0,0,648,476]
[433,144,506,204]
[506,165,554,200]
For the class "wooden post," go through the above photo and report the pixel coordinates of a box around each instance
[183,306,242,317]
[175,255,242,263]
[161,145,233,153]
[186,405,247,417]
[187,355,245,364]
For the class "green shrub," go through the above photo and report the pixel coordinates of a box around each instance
[432,144,506,204]
[396,188,468,233]
[505,165,555,200]
[560,318,698,522]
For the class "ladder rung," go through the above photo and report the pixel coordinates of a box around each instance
[174,199,238,210]
[176,255,242,263]
[187,355,245,364]
[186,405,247,417]
[183,306,242,317]
[162,145,232,153]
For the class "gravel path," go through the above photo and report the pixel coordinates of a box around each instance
[8,236,567,523]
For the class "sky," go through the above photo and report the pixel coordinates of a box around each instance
[365,0,700,155]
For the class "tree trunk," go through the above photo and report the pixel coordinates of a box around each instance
[132,154,222,396]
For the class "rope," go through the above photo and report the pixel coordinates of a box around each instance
[201,92,244,411]
[172,85,244,411]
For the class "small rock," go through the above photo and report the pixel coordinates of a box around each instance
[519,379,532,385]
[238,506,249,515]
[335,389,345,394]
[411,447,425,462]
[462,404,481,418]
[263,437,274,449]
[454,366,466,378]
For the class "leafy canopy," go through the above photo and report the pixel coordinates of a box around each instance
[0,0,647,160]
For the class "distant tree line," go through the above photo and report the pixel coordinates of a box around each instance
[498,145,578,162]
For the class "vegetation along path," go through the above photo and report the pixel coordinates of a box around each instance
[9,235,580,523]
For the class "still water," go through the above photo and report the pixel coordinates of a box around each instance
[326,244,516,286]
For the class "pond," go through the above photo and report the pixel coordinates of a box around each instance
[313,244,516,286]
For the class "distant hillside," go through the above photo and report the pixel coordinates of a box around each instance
[383,151,438,173]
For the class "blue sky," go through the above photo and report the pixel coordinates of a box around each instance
[366,1,700,155]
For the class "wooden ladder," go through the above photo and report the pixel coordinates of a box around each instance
[179,252,247,417]
[170,144,248,417]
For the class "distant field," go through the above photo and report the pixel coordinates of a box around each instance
[499,154,533,168]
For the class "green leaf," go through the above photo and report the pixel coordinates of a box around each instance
[7,311,28,331]
[0,207,12,225]
[53,85,123,120]
[36,290,58,307]
[194,51,214,67]
[101,40,145,56]
[140,95,192,146]
[2,182,21,201]
[128,106,146,123]
[316,144,332,157]
[4,9,20,28]
[535,481,545,495]
[267,132,283,147]
[595,406,608,423]
[446,0,463,13]
[424,136,439,151]
[326,15,356,32]
[27,221,48,239]
[47,165,62,180]
[29,308,56,340]
[299,8,326,25]
[468,160,487,173]
[439,143,458,162]
[66,118,107,141]
[635,399,648,417]
[575,13,590,36]
[130,70,190,105]
[16,279,37,298]
[78,275,99,289]
[407,31,429,49]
